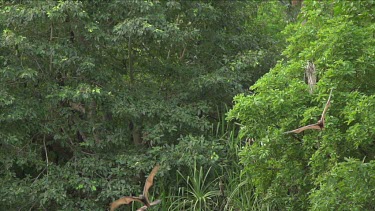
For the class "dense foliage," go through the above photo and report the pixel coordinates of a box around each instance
[3,0,373,210]
[0,1,288,210]
[228,0,375,210]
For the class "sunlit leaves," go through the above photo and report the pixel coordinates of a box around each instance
[228,0,375,209]
[310,159,375,210]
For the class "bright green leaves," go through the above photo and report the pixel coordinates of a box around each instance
[310,159,375,211]
[47,83,105,102]
[47,1,87,21]
[113,1,174,41]
[343,95,375,151]
[229,50,264,72]
[228,0,375,209]
[114,17,154,37]
[2,29,26,47]
[0,89,14,106]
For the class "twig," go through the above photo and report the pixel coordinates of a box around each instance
[32,167,46,185]
[128,35,134,84]
[81,150,96,155]
[291,134,303,143]
[43,135,49,177]
[49,23,53,73]
[167,46,171,59]
[179,45,186,61]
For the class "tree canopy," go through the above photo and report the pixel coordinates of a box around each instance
[1,0,374,210]
[228,0,375,210]
[0,1,287,210]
